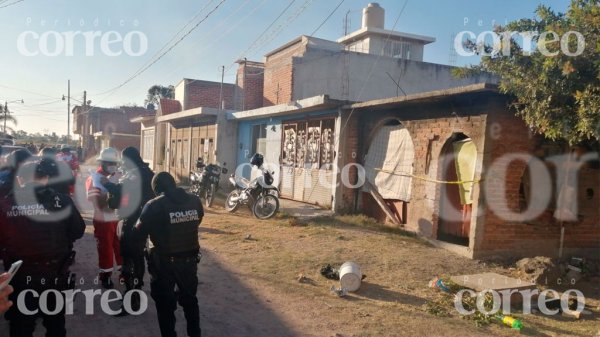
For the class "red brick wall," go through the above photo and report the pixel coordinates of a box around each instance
[344,95,599,259]
[184,80,235,110]
[263,43,304,106]
[477,109,600,258]
[235,61,265,110]
[336,112,360,213]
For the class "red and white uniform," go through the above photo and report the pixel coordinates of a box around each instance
[56,151,80,172]
[86,168,122,276]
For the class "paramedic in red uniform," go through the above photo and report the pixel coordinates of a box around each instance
[86,147,123,289]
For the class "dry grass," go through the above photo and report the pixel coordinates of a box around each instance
[200,208,600,337]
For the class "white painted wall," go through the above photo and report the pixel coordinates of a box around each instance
[292,47,497,102]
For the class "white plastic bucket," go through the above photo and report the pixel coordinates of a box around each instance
[339,261,362,292]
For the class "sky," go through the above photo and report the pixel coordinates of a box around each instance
[0,0,570,135]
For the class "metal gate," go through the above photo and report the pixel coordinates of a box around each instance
[280,118,335,208]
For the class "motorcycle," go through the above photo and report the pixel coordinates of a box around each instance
[225,154,280,219]
[189,158,228,208]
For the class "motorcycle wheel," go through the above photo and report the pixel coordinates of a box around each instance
[252,194,279,219]
[205,184,216,208]
[225,190,241,213]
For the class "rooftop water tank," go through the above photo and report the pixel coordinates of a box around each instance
[362,3,385,29]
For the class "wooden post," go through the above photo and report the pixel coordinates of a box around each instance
[364,181,401,225]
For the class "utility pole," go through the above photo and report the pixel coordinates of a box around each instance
[218,65,225,111]
[67,79,71,144]
[3,102,7,135]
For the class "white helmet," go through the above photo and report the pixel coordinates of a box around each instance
[96,147,119,163]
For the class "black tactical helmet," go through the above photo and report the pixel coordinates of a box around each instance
[36,158,59,178]
[17,158,57,182]
[249,153,264,167]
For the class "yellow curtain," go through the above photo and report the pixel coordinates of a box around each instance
[452,140,477,205]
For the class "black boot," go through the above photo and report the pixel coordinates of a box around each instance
[100,273,114,289]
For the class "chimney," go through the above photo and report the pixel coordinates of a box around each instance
[361,3,385,29]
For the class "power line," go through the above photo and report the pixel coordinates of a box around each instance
[93,0,228,103]
[22,99,63,107]
[224,0,314,75]
[0,84,61,100]
[310,0,345,36]
[0,0,23,9]
[95,0,217,97]
[118,0,259,95]
[228,0,296,70]
[338,0,410,137]
[247,0,314,59]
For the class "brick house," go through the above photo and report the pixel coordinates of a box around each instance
[335,83,599,259]
[72,105,153,160]
[131,78,238,183]
[231,2,494,209]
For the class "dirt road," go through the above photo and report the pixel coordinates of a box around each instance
[0,167,598,337]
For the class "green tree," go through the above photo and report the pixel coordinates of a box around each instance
[144,84,175,109]
[454,0,599,144]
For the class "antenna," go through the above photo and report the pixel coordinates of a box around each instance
[449,32,458,66]
[343,9,351,36]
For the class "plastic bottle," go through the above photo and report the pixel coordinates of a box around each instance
[428,277,451,293]
[497,314,523,330]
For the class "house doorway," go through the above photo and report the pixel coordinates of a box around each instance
[437,132,477,246]
[362,119,414,224]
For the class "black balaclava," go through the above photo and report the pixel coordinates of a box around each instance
[151,171,176,197]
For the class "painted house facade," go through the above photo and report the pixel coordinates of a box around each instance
[231,3,495,210]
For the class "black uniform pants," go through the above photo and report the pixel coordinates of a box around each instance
[5,285,66,337]
[120,222,146,291]
[148,254,200,337]
[121,254,145,291]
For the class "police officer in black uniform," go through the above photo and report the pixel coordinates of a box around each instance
[135,172,203,337]
[0,159,85,337]
[102,147,154,311]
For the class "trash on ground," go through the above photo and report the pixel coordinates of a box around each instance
[330,286,348,297]
[428,277,451,293]
[339,261,362,292]
[297,274,316,285]
[320,264,339,280]
[496,314,523,331]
